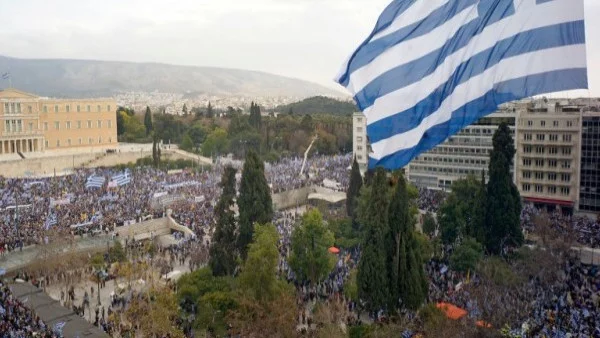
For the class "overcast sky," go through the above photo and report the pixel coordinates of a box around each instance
[0,0,598,96]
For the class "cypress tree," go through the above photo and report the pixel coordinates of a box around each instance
[346,157,363,219]
[357,167,390,313]
[207,102,214,118]
[210,166,239,276]
[388,174,427,311]
[484,122,523,254]
[182,103,188,116]
[237,151,273,259]
[144,106,153,136]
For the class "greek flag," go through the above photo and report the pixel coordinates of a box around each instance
[336,0,588,169]
[53,321,66,335]
[111,170,131,186]
[44,213,58,230]
[86,175,105,189]
[1,72,9,80]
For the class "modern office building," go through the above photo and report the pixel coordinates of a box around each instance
[352,112,368,172]
[514,100,584,213]
[407,104,519,191]
[579,111,600,214]
[0,88,117,154]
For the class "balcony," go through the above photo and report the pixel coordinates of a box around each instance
[0,130,44,139]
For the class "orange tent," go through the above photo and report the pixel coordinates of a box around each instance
[436,302,467,320]
[328,247,340,254]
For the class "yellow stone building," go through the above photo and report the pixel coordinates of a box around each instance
[0,88,117,154]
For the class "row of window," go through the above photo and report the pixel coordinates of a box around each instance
[4,120,23,133]
[522,171,571,182]
[43,120,113,131]
[522,184,570,196]
[522,133,573,142]
[42,104,112,114]
[522,159,571,169]
[3,103,112,114]
[524,120,575,128]
[45,137,112,148]
[522,146,572,155]
[409,165,483,176]
[414,156,488,166]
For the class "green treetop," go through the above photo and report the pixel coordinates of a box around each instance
[210,166,239,276]
[288,209,335,285]
[237,151,273,259]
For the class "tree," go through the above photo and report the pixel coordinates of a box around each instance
[357,167,390,313]
[288,209,335,285]
[109,240,126,263]
[188,123,207,151]
[201,128,229,157]
[239,223,281,303]
[484,122,523,254]
[449,237,484,272]
[209,166,239,276]
[182,103,188,115]
[347,157,363,220]
[237,151,273,259]
[117,110,126,136]
[249,102,262,129]
[152,135,161,168]
[180,134,194,152]
[207,102,214,118]
[125,286,185,338]
[388,173,427,311]
[422,212,437,238]
[144,106,153,136]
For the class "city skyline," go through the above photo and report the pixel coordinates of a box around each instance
[0,0,598,97]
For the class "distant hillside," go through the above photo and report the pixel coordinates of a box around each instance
[0,55,344,98]
[275,96,358,115]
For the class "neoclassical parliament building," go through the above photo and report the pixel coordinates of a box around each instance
[0,88,118,155]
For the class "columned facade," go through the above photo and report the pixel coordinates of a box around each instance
[0,137,43,154]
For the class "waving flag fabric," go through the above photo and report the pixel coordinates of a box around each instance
[111,170,131,186]
[44,213,57,230]
[85,175,105,189]
[336,0,588,169]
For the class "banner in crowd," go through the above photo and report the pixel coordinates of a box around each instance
[70,221,93,229]
[195,196,206,203]
[50,197,71,207]
[153,191,168,199]
[167,169,184,175]
[164,181,199,190]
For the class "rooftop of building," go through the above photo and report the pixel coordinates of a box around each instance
[0,88,114,102]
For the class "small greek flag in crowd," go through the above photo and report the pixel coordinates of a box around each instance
[44,213,57,230]
[336,0,588,169]
[1,72,9,80]
[85,175,106,189]
[53,321,66,335]
[111,170,131,186]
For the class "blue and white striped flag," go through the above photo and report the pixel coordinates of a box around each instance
[1,72,9,80]
[111,170,131,186]
[44,213,58,230]
[336,0,588,169]
[85,175,106,189]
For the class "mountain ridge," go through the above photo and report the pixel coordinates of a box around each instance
[0,55,345,99]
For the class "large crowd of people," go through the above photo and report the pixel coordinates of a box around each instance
[1,279,57,337]
[4,152,600,337]
[0,154,352,254]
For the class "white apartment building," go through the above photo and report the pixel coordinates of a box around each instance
[407,105,519,191]
[352,112,368,173]
[515,100,584,213]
